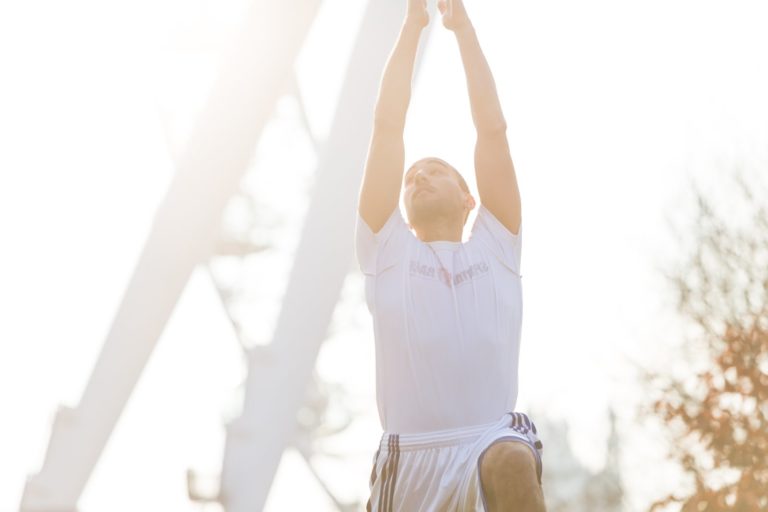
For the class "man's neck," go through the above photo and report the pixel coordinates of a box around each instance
[414,221,463,242]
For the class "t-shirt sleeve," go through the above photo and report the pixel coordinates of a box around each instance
[470,204,522,275]
[355,208,410,276]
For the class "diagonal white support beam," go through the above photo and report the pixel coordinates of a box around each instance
[19,2,322,511]
[220,1,433,510]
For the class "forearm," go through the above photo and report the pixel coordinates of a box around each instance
[454,24,507,134]
[373,21,425,131]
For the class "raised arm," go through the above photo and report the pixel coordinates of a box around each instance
[440,0,521,235]
[358,1,429,233]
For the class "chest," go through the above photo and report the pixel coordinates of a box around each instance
[366,242,521,321]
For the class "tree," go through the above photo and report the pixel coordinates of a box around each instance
[647,176,768,511]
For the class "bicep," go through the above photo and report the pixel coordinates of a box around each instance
[474,129,521,235]
[359,122,405,234]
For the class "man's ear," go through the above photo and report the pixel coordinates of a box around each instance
[466,194,476,210]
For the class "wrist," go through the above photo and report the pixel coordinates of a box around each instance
[403,18,427,31]
[451,21,474,37]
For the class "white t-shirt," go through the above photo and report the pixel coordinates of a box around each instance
[355,205,523,434]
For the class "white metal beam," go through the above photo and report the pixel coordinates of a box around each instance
[219,1,427,510]
[19,2,321,510]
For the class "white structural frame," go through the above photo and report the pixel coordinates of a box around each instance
[20,1,428,511]
[219,1,414,510]
[20,1,321,509]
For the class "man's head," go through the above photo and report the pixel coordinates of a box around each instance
[403,157,476,233]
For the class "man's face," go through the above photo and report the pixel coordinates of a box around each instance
[403,158,468,227]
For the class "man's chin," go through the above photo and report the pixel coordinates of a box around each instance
[408,206,439,225]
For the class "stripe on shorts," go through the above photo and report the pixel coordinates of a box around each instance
[509,412,543,451]
[510,412,531,435]
[377,434,401,512]
[377,435,392,510]
[390,435,400,509]
[381,434,400,512]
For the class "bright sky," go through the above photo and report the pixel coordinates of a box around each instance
[1,0,767,510]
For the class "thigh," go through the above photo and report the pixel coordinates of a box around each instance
[494,413,544,483]
[460,436,537,511]
[459,414,545,511]
[479,439,538,484]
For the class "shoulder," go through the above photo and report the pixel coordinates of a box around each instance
[355,208,415,275]
[469,204,522,274]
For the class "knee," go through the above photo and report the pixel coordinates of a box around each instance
[480,441,538,489]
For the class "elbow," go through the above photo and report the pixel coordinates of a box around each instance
[476,119,508,137]
[373,113,405,133]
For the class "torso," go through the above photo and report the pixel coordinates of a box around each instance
[359,207,523,433]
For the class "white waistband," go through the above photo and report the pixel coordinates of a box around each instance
[379,414,514,451]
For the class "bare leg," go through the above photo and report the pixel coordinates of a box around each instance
[479,441,546,512]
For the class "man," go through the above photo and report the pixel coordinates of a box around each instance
[356,0,546,511]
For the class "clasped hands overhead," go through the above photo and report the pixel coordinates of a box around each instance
[407,0,472,32]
